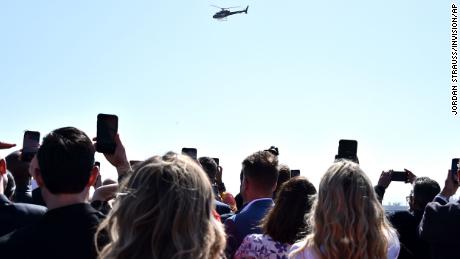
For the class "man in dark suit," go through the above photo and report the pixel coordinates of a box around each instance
[224,150,279,258]
[375,170,440,259]
[198,156,232,216]
[0,127,105,259]
[419,169,460,259]
[0,154,46,236]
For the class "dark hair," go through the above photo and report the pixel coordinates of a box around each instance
[37,127,95,194]
[274,164,291,197]
[242,150,279,190]
[413,177,440,210]
[262,177,317,244]
[198,157,218,181]
[5,151,30,188]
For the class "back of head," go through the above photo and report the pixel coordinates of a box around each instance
[37,127,95,194]
[302,159,391,259]
[5,151,31,188]
[242,150,279,191]
[98,152,225,259]
[413,177,440,211]
[274,164,291,197]
[262,176,316,244]
[198,156,218,182]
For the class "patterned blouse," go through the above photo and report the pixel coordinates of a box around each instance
[234,234,290,259]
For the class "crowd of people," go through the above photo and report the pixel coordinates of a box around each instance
[0,126,459,259]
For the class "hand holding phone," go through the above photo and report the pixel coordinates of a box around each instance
[96,114,118,154]
[336,139,359,163]
[390,170,408,182]
[22,131,40,162]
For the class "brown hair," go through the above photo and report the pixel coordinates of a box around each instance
[262,176,316,244]
[241,150,279,190]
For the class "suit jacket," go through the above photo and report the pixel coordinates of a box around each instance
[215,200,232,215]
[419,200,460,259]
[388,210,429,259]
[224,198,274,258]
[0,194,46,237]
[0,203,105,259]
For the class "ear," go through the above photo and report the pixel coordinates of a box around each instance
[86,166,99,187]
[0,159,6,175]
[34,168,45,187]
[271,182,277,193]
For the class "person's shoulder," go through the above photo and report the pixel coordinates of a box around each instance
[13,202,47,215]
[425,200,460,214]
[289,241,317,259]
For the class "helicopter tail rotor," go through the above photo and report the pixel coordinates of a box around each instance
[244,5,249,14]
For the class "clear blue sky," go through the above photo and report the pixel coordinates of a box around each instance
[0,0,456,204]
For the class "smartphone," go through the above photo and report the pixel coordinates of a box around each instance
[291,169,300,177]
[22,131,40,162]
[391,171,408,182]
[182,148,197,160]
[95,161,100,168]
[213,158,220,166]
[96,114,118,154]
[336,139,358,162]
[451,158,459,182]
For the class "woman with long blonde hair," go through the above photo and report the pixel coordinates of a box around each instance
[96,152,226,259]
[289,159,400,259]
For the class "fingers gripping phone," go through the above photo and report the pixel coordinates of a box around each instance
[22,131,40,162]
[96,114,118,154]
[182,148,197,160]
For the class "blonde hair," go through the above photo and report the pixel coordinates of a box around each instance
[96,152,226,259]
[292,160,394,259]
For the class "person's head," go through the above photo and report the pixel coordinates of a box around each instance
[273,164,291,198]
[5,151,31,188]
[240,150,279,201]
[262,176,316,244]
[97,152,226,259]
[34,127,98,195]
[410,177,440,212]
[198,156,218,183]
[294,159,393,259]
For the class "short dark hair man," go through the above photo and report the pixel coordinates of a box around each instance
[419,169,460,259]
[198,156,232,216]
[375,170,440,259]
[224,150,279,258]
[0,153,46,237]
[5,151,33,203]
[0,127,104,259]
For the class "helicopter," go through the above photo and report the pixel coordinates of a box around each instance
[212,5,249,20]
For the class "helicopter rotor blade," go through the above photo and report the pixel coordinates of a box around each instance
[210,5,222,9]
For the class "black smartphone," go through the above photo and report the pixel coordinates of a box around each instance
[96,114,118,154]
[336,139,358,162]
[291,169,300,177]
[95,161,100,168]
[213,158,220,166]
[451,158,459,182]
[182,148,197,160]
[22,131,40,162]
[391,171,408,182]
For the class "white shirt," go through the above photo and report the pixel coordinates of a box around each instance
[289,229,400,259]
